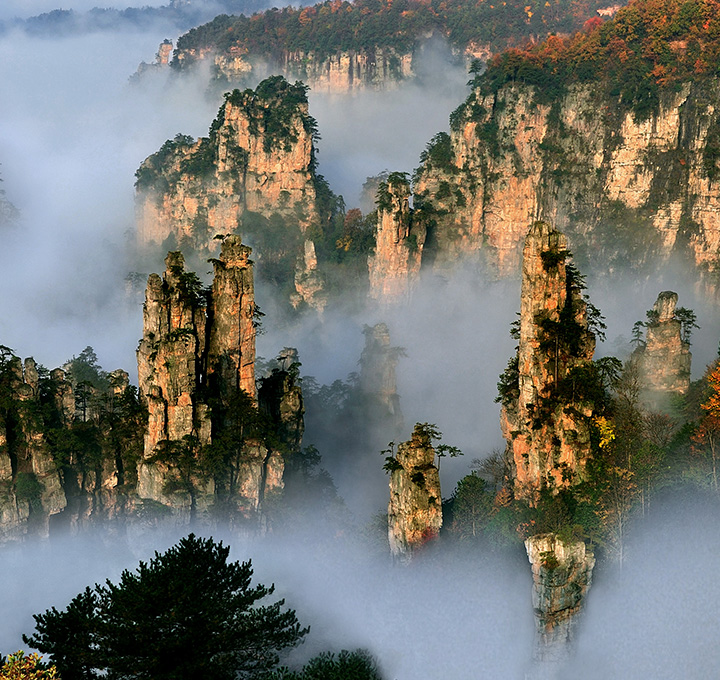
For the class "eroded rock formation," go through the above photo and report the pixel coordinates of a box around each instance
[135,76,323,253]
[526,534,595,666]
[136,237,301,522]
[415,83,720,295]
[500,222,597,501]
[387,424,442,562]
[368,174,425,303]
[291,240,328,314]
[633,291,692,406]
[359,323,403,431]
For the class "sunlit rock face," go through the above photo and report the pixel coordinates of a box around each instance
[500,222,596,501]
[526,534,595,667]
[135,76,320,252]
[368,174,425,304]
[415,82,720,295]
[358,323,403,432]
[178,46,416,94]
[387,424,442,563]
[633,291,692,405]
[136,237,300,522]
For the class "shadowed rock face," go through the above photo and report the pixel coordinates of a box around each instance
[526,534,595,667]
[633,291,692,406]
[388,424,442,563]
[501,222,596,501]
[359,323,404,431]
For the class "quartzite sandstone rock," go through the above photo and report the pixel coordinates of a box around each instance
[359,323,403,430]
[633,291,692,404]
[368,174,425,303]
[135,76,320,252]
[526,534,595,666]
[388,424,442,562]
[415,82,720,295]
[500,222,597,500]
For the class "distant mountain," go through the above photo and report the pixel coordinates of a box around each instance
[0,1,307,37]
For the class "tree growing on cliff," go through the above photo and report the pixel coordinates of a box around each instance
[692,361,720,492]
[24,534,308,680]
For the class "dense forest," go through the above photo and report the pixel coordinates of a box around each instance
[477,0,720,117]
[173,0,614,65]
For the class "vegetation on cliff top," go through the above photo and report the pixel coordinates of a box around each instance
[173,0,612,65]
[475,0,720,117]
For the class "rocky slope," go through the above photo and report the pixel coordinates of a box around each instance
[387,423,442,562]
[500,222,597,500]
[171,0,610,93]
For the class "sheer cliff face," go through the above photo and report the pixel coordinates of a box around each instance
[368,175,426,303]
[634,291,692,402]
[135,77,319,252]
[416,82,720,292]
[359,323,403,430]
[501,223,596,500]
[388,424,442,562]
[210,48,415,93]
[526,534,595,664]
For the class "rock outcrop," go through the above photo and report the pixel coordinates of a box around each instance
[633,291,692,406]
[500,223,597,501]
[387,423,442,562]
[135,76,325,256]
[136,237,301,522]
[368,173,425,303]
[359,323,404,431]
[414,82,720,295]
[0,353,143,541]
[526,534,595,666]
[291,240,328,314]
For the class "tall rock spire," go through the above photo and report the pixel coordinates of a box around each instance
[501,222,596,500]
[368,173,425,303]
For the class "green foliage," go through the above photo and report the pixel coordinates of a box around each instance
[418,132,455,175]
[24,534,309,680]
[134,133,194,191]
[174,0,608,69]
[267,649,384,680]
[375,172,410,212]
[496,356,520,406]
[64,347,108,391]
[14,473,43,509]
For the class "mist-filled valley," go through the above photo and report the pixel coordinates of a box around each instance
[2,1,720,679]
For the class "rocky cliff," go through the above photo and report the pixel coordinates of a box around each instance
[414,77,720,295]
[633,290,692,406]
[368,173,425,303]
[526,534,595,665]
[500,222,597,500]
[135,77,331,276]
[387,423,442,562]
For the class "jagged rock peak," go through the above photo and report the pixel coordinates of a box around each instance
[368,173,426,304]
[526,534,595,667]
[654,290,679,323]
[500,222,597,501]
[387,423,442,563]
